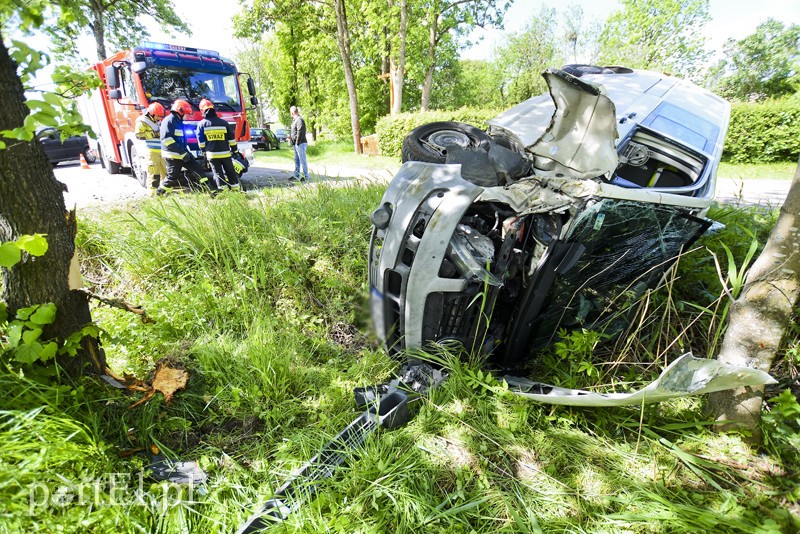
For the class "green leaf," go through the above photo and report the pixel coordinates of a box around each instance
[16,234,48,256]
[14,341,43,364]
[22,327,43,345]
[0,242,22,268]
[15,304,37,321]
[7,322,23,348]
[29,303,56,325]
[38,341,58,361]
[0,302,7,324]
[42,92,63,106]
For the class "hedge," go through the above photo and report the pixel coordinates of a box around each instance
[724,97,800,163]
[376,107,502,160]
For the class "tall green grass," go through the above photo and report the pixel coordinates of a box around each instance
[0,186,797,532]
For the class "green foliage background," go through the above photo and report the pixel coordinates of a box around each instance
[724,97,800,163]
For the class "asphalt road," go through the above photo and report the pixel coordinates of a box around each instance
[53,158,792,210]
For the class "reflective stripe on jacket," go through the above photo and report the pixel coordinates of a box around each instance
[135,114,162,154]
[160,112,189,160]
[196,109,237,160]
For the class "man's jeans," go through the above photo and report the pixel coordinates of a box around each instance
[293,142,308,179]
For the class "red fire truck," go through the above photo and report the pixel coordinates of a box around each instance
[78,42,257,187]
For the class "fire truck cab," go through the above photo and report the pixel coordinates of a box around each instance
[79,42,257,187]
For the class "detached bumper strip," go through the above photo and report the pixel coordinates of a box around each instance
[504,353,776,407]
[236,364,446,533]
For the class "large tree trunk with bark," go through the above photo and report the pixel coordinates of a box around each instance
[389,0,408,115]
[333,0,362,154]
[0,37,106,374]
[420,12,438,112]
[90,6,107,60]
[708,158,800,442]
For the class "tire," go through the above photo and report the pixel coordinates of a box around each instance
[99,146,121,175]
[130,145,148,188]
[401,121,490,164]
[82,146,97,164]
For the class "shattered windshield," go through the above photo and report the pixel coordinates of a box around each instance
[140,66,241,112]
[522,198,711,352]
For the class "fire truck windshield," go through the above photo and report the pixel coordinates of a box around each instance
[140,66,242,112]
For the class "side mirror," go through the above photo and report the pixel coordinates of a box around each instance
[250,96,258,106]
[247,78,256,96]
[131,61,147,74]
[109,89,122,99]
[105,65,119,89]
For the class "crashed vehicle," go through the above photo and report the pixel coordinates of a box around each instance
[368,65,731,370]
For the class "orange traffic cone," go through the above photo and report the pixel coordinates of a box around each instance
[80,153,90,169]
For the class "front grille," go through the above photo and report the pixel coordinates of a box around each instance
[422,292,482,345]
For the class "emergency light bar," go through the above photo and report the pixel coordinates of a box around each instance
[139,41,221,58]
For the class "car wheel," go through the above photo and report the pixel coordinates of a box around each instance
[99,146,121,175]
[130,145,148,188]
[82,146,97,164]
[402,121,490,164]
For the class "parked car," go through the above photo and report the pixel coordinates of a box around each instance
[36,127,95,166]
[250,128,280,151]
[368,65,730,369]
[275,128,289,143]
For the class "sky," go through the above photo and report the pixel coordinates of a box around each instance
[22,0,800,89]
[461,0,800,61]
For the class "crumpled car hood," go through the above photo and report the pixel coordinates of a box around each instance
[490,68,619,180]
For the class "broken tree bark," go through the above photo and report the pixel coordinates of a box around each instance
[708,157,800,442]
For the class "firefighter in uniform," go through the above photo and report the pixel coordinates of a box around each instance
[134,102,166,191]
[159,99,214,193]
[196,98,240,189]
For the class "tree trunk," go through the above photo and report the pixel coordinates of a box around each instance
[333,0,362,154]
[0,37,106,374]
[90,5,107,60]
[708,158,800,442]
[389,0,408,115]
[421,12,438,112]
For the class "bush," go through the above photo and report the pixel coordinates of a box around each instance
[375,107,502,160]
[724,96,800,163]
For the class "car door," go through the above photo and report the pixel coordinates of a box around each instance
[265,129,278,148]
[36,128,64,162]
[63,134,84,161]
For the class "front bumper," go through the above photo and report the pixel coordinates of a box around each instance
[369,163,485,356]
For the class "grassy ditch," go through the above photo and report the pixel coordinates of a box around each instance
[1,184,798,533]
[718,161,797,181]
